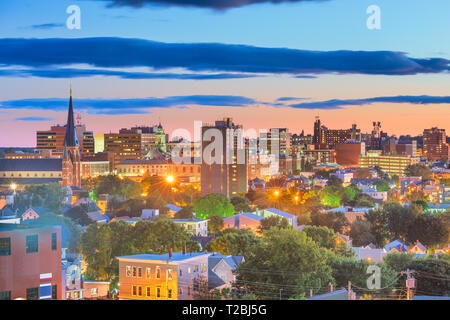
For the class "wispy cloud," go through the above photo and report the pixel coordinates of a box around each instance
[0,38,448,76]
[27,23,65,30]
[0,68,259,80]
[287,95,450,109]
[0,95,259,115]
[14,117,56,121]
[101,0,331,10]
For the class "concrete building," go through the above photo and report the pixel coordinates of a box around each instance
[201,118,248,197]
[359,151,419,177]
[104,131,141,169]
[423,127,449,161]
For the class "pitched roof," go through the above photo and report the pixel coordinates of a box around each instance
[63,92,80,147]
[308,288,349,300]
[385,239,407,252]
[261,208,295,219]
[0,159,62,171]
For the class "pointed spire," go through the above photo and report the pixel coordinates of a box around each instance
[64,85,79,147]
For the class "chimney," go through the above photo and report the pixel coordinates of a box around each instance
[182,245,186,255]
[328,283,333,292]
[169,248,173,258]
[308,289,313,297]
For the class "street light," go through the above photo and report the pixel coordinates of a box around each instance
[166,175,174,184]
[10,183,17,191]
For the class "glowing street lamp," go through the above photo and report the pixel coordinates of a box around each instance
[10,183,17,191]
[166,175,174,184]
[274,190,279,197]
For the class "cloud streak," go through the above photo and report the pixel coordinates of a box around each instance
[0,68,259,80]
[0,38,448,76]
[14,117,56,121]
[287,95,450,109]
[0,95,259,115]
[102,0,331,10]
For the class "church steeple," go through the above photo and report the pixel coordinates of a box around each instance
[64,85,79,147]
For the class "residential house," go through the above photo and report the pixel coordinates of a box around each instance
[171,218,208,237]
[408,241,428,255]
[385,239,408,253]
[323,206,371,224]
[352,247,387,263]
[208,253,244,290]
[222,213,264,234]
[117,250,210,300]
[83,280,111,299]
[254,208,297,228]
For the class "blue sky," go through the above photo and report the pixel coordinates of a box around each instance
[0,0,449,146]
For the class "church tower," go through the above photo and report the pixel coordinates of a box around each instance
[62,86,81,188]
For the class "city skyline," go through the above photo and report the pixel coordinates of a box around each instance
[0,0,449,146]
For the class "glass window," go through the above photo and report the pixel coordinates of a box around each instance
[126,266,132,277]
[138,267,142,278]
[132,266,137,277]
[132,285,137,296]
[168,289,172,299]
[91,288,98,295]
[156,287,161,298]
[26,287,39,300]
[52,285,57,300]
[146,267,151,278]
[0,238,11,256]
[0,291,11,300]
[156,267,161,279]
[146,287,151,297]
[51,233,57,251]
[138,286,142,296]
[168,269,173,280]
[26,234,38,253]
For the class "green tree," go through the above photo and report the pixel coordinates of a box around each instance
[230,196,251,213]
[383,253,414,273]
[234,228,333,299]
[174,206,194,219]
[384,203,421,240]
[205,228,260,258]
[309,211,349,234]
[407,258,450,296]
[406,212,449,247]
[64,204,93,226]
[15,183,67,212]
[373,180,391,192]
[327,176,343,188]
[208,215,225,236]
[330,257,398,295]
[349,220,376,247]
[193,193,234,219]
[258,216,291,234]
[302,225,353,258]
[404,163,432,180]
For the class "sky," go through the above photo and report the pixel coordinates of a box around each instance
[0,0,449,146]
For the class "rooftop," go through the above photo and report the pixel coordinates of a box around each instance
[117,251,210,262]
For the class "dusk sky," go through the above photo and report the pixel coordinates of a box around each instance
[0,0,449,146]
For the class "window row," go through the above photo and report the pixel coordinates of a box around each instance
[125,265,172,280]
[131,285,173,299]
[0,233,57,256]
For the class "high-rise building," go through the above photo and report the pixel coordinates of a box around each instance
[423,127,449,161]
[313,117,361,147]
[201,118,248,197]
[104,130,141,169]
[259,128,291,156]
[129,124,167,157]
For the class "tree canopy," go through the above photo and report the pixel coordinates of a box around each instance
[193,193,234,219]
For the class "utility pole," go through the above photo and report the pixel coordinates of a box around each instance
[279,289,283,300]
[401,269,416,300]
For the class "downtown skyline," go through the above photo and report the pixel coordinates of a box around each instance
[0,0,449,146]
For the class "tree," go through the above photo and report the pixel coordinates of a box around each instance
[15,183,67,213]
[205,229,260,259]
[383,203,421,240]
[28,213,81,252]
[208,215,224,236]
[64,204,93,226]
[364,210,389,247]
[407,258,450,296]
[330,257,397,295]
[327,176,343,188]
[193,193,234,219]
[406,212,449,247]
[96,175,142,199]
[320,186,344,207]
[234,228,333,299]
[230,196,251,213]
[373,180,391,192]
[383,253,414,273]
[309,211,348,234]
[258,216,291,234]
[404,163,432,180]
[174,206,194,219]
[302,225,352,258]
[349,220,376,247]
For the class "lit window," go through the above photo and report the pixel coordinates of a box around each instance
[156,267,161,279]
